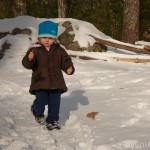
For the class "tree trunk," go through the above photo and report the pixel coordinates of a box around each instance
[58,0,67,18]
[122,0,139,44]
[13,0,27,17]
[2,0,6,18]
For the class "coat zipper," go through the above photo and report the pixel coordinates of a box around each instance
[48,51,55,89]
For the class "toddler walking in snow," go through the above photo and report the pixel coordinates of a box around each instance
[22,20,75,130]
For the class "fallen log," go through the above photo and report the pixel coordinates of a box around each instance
[113,57,150,63]
[144,45,150,51]
[70,54,150,63]
[70,54,107,61]
[90,35,150,55]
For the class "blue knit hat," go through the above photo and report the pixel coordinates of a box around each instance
[38,20,58,38]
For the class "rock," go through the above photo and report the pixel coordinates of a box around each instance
[0,42,11,59]
[83,42,107,52]
[11,28,32,36]
[58,21,107,52]
[0,32,10,39]
[0,28,32,40]
[0,28,32,59]
[58,21,82,51]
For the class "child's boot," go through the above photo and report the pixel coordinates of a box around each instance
[46,121,61,131]
[35,115,45,124]
[31,103,45,124]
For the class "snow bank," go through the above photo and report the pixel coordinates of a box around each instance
[1,16,150,61]
[135,41,150,46]
[1,16,150,149]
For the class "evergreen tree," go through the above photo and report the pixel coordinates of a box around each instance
[69,0,123,40]
[0,0,14,19]
[140,0,150,40]
[26,0,58,18]
[13,0,27,16]
[0,0,149,41]
[0,1,5,18]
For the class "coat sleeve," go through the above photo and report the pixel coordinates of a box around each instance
[22,48,37,69]
[61,48,75,75]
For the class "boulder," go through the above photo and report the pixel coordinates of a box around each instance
[58,21,81,51]
[58,21,107,52]
[0,42,11,59]
[11,28,32,36]
[0,32,10,40]
[83,42,107,52]
[0,28,32,59]
[0,28,32,40]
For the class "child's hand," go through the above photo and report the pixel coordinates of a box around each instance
[67,66,73,75]
[28,50,35,61]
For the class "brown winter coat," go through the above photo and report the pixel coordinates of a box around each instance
[22,43,75,95]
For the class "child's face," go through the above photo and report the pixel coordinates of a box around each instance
[38,37,56,47]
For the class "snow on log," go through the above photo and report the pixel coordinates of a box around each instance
[70,54,150,63]
[144,45,150,51]
[70,54,107,61]
[90,35,150,55]
[112,57,150,63]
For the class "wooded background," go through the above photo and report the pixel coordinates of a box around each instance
[0,0,149,43]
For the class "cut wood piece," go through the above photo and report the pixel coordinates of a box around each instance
[113,57,150,63]
[70,54,107,61]
[70,54,150,63]
[90,35,150,55]
[144,45,150,51]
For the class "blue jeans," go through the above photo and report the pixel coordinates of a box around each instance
[33,89,61,123]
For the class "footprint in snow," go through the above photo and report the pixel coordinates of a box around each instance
[120,118,140,127]
[65,114,81,129]
[130,102,149,110]
[125,78,144,84]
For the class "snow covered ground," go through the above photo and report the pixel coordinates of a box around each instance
[1,16,150,150]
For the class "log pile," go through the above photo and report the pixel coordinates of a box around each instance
[112,57,150,63]
[90,35,150,55]
[144,45,150,51]
[70,54,150,63]
[70,54,107,61]
[69,34,150,63]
